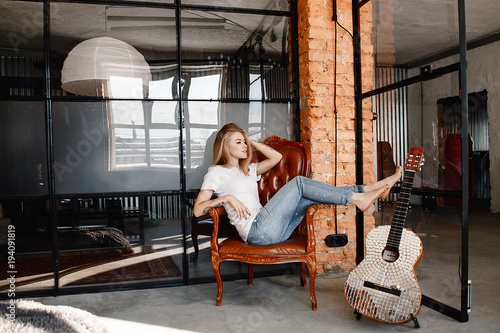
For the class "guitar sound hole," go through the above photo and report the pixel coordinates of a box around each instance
[382,248,399,263]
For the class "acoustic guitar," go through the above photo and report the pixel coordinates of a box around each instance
[345,147,424,324]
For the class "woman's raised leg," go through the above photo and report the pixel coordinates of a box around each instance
[350,185,389,212]
[364,166,402,200]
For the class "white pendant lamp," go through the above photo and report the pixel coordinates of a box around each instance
[61,37,151,97]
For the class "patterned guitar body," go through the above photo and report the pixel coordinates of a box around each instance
[345,225,423,323]
[345,147,425,324]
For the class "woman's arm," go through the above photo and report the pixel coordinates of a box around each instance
[193,189,250,218]
[252,139,282,175]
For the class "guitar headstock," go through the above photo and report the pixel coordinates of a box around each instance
[405,147,424,172]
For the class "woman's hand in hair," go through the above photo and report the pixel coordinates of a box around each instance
[252,139,282,175]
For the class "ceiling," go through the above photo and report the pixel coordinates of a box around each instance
[1,0,499,66]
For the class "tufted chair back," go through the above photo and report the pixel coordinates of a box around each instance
[251,136,310,205]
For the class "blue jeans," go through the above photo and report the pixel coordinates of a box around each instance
[246,176,364,245]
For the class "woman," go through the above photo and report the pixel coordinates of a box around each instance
[193,123,401,246]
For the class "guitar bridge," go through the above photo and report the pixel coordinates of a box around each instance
[364,281,402,297]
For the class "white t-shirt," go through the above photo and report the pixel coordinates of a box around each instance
[200,163,262,242]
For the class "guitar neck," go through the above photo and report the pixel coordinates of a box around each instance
[386,169,416,251]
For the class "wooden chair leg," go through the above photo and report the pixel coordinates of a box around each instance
[299,262,307,287]
[212,260,223,306]
[248,263,254,285]
[307,263,317,310]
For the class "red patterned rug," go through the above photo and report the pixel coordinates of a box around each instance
[1,246,181,290]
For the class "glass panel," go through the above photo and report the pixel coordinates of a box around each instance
[188,71,222,100]
[114,127,147,168]
[413,71,465,312]
[0,101,48,196]
[52,101,181,194]
[149,73,176,100]
[54,194,183,289]
[0,198,53,294]
[150,129,181,168]
[51,3,176,99]
[182,0,289,11]
[102,0,174,3]
[181,10,290,101]
[367,0,462,92]
[372,0,460,64]
[375,71,463,311]
[111,100,145,126]
[0,0,45,98]
[151,101,178,123]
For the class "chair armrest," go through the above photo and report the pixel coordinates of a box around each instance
[209,206,227,252]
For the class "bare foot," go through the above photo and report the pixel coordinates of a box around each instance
[364,166,403,200]
[380,166,403,199]
[350,185,389,212]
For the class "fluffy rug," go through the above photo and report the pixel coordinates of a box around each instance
[0,300,110,333]
[58,227,133,253]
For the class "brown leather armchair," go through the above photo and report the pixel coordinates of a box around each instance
[209,136,318,310]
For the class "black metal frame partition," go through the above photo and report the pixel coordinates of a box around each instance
[0,0,300,299]
[352,0,470,323]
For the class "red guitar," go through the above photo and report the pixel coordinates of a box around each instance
[345,147,424,324]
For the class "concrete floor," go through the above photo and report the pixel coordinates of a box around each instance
[31,205,499,333]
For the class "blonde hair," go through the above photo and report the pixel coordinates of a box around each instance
[212,123,253,176]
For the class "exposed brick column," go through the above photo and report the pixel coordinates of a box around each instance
[297,0,374,274]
